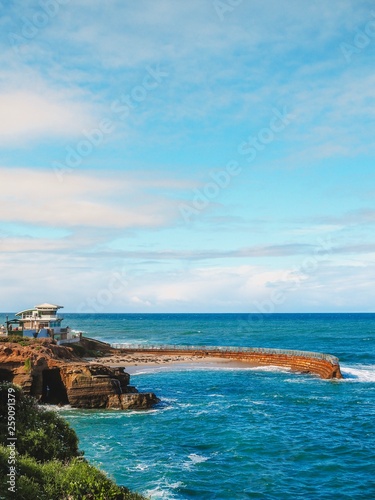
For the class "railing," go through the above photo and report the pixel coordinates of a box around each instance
[57,337,81,345]
[110,343,339,365]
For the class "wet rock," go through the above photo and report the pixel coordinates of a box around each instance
[107,392,160,410]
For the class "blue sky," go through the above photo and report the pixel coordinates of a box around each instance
[1,0,375,313]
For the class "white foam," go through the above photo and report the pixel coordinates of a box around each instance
[187,453,209,464]
[127,463,149,472]
[183,453,210,470]
[341,365,375,382]
[120,409,160,417]
[145,487,175,499]
[145,480,183,499]
[41,404,73,412]
[176,403,194,409]
[247,365,291,374]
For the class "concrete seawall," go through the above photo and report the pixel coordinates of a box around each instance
[112,345,343,379]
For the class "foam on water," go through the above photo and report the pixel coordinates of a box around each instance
[127,463,150,472]
[187,453,209,464]
[182,453,210,471]
[341,364,375,382]
[145,480,184,499]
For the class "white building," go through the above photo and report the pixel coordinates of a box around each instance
[8,303,80,342]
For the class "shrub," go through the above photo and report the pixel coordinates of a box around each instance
[0,383,79,462]
[0,336,27,344]
[0,447,147,500]
[0,384,147,499]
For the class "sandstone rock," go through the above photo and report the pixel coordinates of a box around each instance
[0,341,159,410]
[107,392,160,410]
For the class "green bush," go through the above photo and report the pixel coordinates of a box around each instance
[0,383,79,462]
[0,383,148,499]
[0,447,146,500]
[0,336,29,344]
[0,336,45,345]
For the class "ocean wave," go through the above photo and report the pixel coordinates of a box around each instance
[175,402,194,409]
[144,479,184,499]
[341,365,375,382]
[42,404,73,412]
[127,463,150,472]
[246,365,291,373]
[188,453,209,464]
[182,453,210,471]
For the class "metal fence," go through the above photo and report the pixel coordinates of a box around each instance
[110,343,339,365]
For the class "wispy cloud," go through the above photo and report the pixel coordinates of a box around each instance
[0,167,192,229]
[315,208,375,227]
[0,90,95,144]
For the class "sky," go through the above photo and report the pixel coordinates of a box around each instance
[0,0,375,313]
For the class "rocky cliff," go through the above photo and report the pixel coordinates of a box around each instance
[0,339,159,410]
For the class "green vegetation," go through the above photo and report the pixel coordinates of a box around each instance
[0,383,147,499]
[23,358,32,373]
[0,336,41,345]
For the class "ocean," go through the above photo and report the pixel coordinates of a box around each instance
[3,313,374,499]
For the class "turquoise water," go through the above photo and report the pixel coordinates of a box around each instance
[3,313,374,498]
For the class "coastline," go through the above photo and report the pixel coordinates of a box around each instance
[80,341,343,379]
[83,353,261,375]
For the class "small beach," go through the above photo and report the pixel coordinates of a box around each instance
[84,352,260,375]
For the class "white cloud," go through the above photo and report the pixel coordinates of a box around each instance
[1,243,374,312]
[0,167,188,229]
[116,265,296,310]
[0,90,94,144]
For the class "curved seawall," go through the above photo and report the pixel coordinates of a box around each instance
[111,345,343,379]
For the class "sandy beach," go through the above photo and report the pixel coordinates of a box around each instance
[83,352,260,375]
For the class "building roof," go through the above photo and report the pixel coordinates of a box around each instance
[35,303,63,310]
[15,303,64,316]
[15,309,34,316]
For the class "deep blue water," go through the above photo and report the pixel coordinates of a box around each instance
[2,313,374,498]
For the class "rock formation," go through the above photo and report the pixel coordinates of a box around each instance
[0,339,159,410]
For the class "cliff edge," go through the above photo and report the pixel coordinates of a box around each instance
[0,338,159,410]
